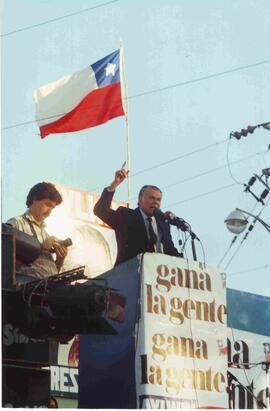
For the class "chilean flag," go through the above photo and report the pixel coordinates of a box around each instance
[33,49,125,139]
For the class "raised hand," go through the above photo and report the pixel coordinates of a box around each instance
[109,161,129,191]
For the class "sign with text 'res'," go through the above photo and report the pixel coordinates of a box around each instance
[135,254,228,409]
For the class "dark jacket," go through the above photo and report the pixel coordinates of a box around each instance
[94,188,180,266]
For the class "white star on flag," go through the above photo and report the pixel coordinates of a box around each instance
[105,63,116,76]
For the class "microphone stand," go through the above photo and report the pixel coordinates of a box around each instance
[176,220,198,261]
[227,371,267,409]
[191,235,197,261]
[156,209,200,261]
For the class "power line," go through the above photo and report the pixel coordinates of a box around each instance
[161,150,267,191]
[2,118,37,131]
[128,59,270,100]
[1,0,119,37]
[90,139,228,191]
[228,264,270,276]
[132,139,227,176]
[128,149,267,201]
[164,183,237,208]
[218,202,259,268]
[3,59,270,131]
[226,136,244,185]
[91,146,267,194]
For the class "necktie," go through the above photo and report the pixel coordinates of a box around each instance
[147,217,157,251]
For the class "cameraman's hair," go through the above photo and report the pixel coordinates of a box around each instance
[26,182,62,207]
[138,185,162,200]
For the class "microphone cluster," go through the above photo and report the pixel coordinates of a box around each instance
[154,209,199,240]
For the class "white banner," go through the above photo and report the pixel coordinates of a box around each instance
[228,328,270,409]
[135,253,228,409]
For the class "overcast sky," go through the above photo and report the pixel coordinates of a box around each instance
[2,0,270,296]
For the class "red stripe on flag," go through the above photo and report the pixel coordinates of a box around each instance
[39,83,124,138]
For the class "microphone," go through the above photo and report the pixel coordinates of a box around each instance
[154,209,199,240]
[165,211,190,230]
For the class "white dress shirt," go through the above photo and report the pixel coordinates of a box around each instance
[139,209,163,253]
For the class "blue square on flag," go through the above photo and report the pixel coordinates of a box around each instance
[91,50,121,87]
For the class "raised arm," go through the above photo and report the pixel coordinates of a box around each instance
[108,162,129,192]
[93,163,129,228]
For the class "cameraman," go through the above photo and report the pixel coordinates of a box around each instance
[7,182,68,279]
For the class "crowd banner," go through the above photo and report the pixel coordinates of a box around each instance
[79,253,228,409]
[135,253,228,409]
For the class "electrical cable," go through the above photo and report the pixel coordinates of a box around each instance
[176,228,184,254]
[161,150,267,192]
[223,220,257,271]
[3,59,270,131]
[128,59,270,101]
[165,183,237,208]
[198,239,206,267]
[90,139,228,191]
[217,201,259,268]
[179,231,190,256]
[1,0,120,37]
[132,140,228,177]
[226,135,245,185]
[129,148,268,202]
[228,264,270,277]
[27,279,44,307]
[224,220,265,272]
[90,150,267,210]
[217,235,238,267]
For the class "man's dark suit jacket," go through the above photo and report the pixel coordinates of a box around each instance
[94,188,180,266]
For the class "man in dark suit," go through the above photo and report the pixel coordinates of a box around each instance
[94,164,181,266]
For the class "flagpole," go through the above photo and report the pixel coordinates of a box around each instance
[120,42,131,207]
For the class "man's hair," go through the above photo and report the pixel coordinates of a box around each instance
[26,182,62,207]
[138,185,162,200]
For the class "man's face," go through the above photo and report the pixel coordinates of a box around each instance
[30,198,57,223]
[138,187,162,216]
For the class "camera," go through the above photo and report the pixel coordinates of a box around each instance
[59,238,73,248]
[49,238,73,253]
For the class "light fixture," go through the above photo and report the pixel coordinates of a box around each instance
[225,208,270,234]
[261,122,270,131]
[224,209,248,234]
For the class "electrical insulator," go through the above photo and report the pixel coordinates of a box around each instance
[244,176,256,192]
[232,125,257,140]
[247,125,256,133]
[260,189,269,200]
[233,131,242,140]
